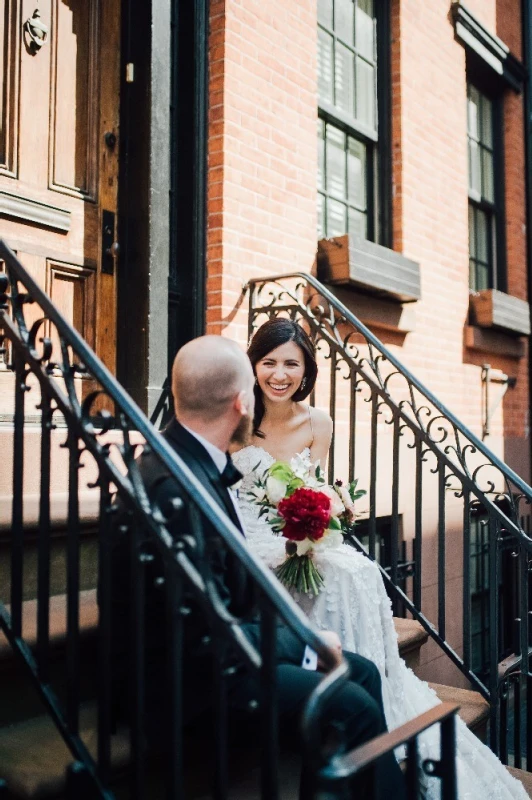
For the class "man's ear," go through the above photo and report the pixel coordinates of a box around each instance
[234,389,248,417]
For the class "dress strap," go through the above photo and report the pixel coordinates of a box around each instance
[308,406,315,446]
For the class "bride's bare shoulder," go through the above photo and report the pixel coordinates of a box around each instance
[308,405,333,435]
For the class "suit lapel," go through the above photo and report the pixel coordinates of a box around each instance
[163,419,243,533]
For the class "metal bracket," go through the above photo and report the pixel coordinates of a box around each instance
[481,364,516,440]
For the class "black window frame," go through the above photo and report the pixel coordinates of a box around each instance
[317,0,392,248]
[466,70,507,294]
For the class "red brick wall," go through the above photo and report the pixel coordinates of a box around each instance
[206,0,318,342]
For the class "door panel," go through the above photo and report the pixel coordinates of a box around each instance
[0,0,119,396]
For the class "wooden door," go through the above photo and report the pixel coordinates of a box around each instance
[0,0,120,374]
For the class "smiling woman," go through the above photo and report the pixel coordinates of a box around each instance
[244,318,330,464]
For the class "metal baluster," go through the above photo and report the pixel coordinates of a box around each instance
[462,491,471,672]
[65,761,91,800]
[520,545,529,766]
[260,596,279,800]
[348,371,357,482]
[166,560,185,800]
[212,636,229,800]
[97,480,113,786]
[129,520,147,800]
[514,675,522,769]
[488,515,500,755]
[66,432,81,734]
[405,738,419,799]
[440,714,457,800]
[527,671,532,772]
[328,349,337,485]
[10,352,25,636]
[500,681,508,765]
[369,393,378,560]
[37,391,52,681]
[437,463,446,640]
[414,437,423,609]
[390,414,400,613]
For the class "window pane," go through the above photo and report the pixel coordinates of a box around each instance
[335,43,355,116]
[475,260,490,291]
[476,209,489,264]
[348,207,367,238]
[468,205,476,260]
[317,193,326,238]
[481,148,494,203]
[467,87,480,139]
[318,28,334,104]
[327,198,347,236]
[326,125,346,199]
[480,94,493,148]
[468,140,481,198]
[356,57,375,128]
[356,0,374,61]
[317,119,325,191]
[347,136,366,208]
[336,0,355,46]
[318,0,333,29]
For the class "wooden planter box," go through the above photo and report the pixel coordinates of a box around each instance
[469,289,531,336]
[317,235,421,303]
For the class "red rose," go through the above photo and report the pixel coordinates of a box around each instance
[277,487,331,542]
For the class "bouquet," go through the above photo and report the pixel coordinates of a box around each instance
[248,453,365,596]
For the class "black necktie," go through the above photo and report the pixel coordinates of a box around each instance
[221,454,243,488]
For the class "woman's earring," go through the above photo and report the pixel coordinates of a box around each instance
[300,377,307,390]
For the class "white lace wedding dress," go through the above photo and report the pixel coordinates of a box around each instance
[233,446,528,800]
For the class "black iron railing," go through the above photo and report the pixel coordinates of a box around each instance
[0,242,459,797]
[247,272,532,767]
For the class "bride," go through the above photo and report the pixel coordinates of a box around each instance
[232,317,527,800]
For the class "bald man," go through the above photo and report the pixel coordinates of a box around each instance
[110,336,405,799]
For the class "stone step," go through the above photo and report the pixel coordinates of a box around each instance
[507,766,532,798]
[0,704,129,799]
[429,682,490,738]
[394,616,428,669]
[0,589,427,668]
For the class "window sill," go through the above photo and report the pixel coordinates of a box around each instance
[469,289,531,336]
[317,234,421,304]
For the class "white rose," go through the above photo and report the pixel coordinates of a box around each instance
[337,485,355,513]
[319,485,345,517]
[265,476,288,505]
[296,539,313,556]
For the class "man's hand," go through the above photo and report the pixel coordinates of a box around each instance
[317,630,343,671]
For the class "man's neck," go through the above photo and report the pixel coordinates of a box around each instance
[176,415,231,453]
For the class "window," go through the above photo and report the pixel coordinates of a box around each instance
[467,83,503,291]
[317,0,385,243]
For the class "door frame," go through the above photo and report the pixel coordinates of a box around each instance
[117,0,210,416]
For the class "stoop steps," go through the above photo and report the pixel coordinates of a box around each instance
[2,588,531,798]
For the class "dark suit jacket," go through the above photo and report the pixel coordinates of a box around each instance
[109,418,305,727]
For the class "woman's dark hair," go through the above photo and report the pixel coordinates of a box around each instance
[247,317,318,437]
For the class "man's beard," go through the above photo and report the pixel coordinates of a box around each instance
[231,413,253,446]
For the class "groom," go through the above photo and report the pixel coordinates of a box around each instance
[111,335,405,799]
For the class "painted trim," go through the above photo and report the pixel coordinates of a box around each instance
[452,2,525,92]
[0,190,70,232]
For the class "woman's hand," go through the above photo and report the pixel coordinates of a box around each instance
[318,630,343,670]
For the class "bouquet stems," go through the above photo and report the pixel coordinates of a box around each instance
[274,554,324,596]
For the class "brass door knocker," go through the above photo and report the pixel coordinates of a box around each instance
[23,9,48,53]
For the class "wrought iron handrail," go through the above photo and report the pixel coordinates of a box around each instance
[247,271,532,766]
[247,272,532,550]
[0,241,354,798]
[323,701,459,798]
